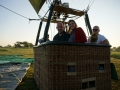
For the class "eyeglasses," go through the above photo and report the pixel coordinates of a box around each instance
[93,29,98,31]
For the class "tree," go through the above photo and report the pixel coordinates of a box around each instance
[14,41,22,48]
[22,41,29,47]
[115,46,120,52]
[29,43,34,48]
[111,47,116,52]
[14,41,33,48]
[6,44,12,47]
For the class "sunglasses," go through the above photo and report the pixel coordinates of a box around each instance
[93,29,98,31]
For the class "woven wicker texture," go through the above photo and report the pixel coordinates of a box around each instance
[34,44,111,90]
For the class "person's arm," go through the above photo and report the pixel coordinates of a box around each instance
[65,33,70,41]
[98,35,109,44]
[53,34,58,41]
[38,38,44,43]
[99,39,109,44]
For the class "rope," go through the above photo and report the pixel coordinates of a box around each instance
[0,5,41,21]
[86,0,95,12]
[0,5,29,20]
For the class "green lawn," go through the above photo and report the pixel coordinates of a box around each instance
[0,47,120,90]
[111,58,120,90]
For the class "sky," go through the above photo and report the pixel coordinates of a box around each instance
[0,0,120,47]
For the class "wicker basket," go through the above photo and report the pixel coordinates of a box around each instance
[33,41,111,90]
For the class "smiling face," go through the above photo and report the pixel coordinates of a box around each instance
[68,20,77,30]
[56,22,64,34]
[93,26,100,34]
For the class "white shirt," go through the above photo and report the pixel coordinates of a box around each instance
[87,34,107,44]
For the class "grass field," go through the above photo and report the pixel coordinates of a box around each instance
[111,58,120,90]
[0,47,120,90]
[111,52,120,59]
[0,47,33,58]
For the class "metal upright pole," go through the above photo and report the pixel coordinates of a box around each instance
[84,12,92,35]
[35,21,43,46]
[43,3,55,42]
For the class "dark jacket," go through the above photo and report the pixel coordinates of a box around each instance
[53,31,69,41]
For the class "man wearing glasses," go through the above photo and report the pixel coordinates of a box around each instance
[88,26,109,44]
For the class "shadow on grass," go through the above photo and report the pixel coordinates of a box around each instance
[15,64,39,90]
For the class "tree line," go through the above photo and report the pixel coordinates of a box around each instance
[111,46,120,52]
[0,41,34,48]
[0,42,120,51]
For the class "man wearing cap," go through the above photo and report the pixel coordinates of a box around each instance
[88,25,109,44]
